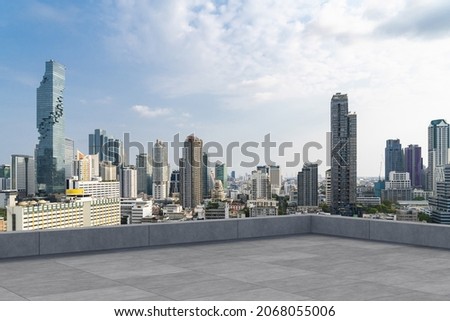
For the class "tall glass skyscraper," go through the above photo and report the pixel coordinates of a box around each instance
[385,139,404,181]
[35,60,66,194]
[330,93,357,216]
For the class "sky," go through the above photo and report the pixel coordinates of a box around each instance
[1,0,450,178]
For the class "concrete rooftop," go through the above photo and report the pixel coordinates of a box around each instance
[1,234,450,301]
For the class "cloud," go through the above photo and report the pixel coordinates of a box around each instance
[131,105,172,118]
[376,1,450,38]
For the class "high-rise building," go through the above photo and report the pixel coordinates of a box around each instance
[251,169,271,200]
[11,155,36,198]
[136,153,152,196]
[428,119,450,193]
[89,129,108,161]
[35,60,66,194]
[215,161,227,190]
[152,140,169,200]
[120,166,137,198]
[0,165,11,179]
[202,153,212,199]
[64,138,75,179]
[73,151,99,181]
[385,139,404,181]
[330,93,357,216]
[405,144,424,189]
[100,161,117,181]
[105,138,124,167]
[297,163,318,206]
[169,170,180,196]
[325,169,331,206]
[269,165,281,195]
[179,135,203,209]
[429,165,450,224]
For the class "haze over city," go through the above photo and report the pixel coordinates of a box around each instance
[2,0,450,176]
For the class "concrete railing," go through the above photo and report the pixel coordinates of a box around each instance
[1,214,450,259]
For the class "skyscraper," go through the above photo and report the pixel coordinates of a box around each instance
[120,166,137,198]
[35,60,66,194]
[11,155,36,198]
[385,139,404,181]
[251,169,271,200]
[330,93,357,216]
[152,140,169,200]
[179,134,203,209]
[65,138,75,179]
[405,144,424,189]
[0,165,11,179]
[169,170,180,196]
[428,119,450,193]
[215,161,227,190]
[297,163,318,206]
[89,129,108,161]
[136,153,152,196]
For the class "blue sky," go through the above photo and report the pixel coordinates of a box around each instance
[1,0,450,177]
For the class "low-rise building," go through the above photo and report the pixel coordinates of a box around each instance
[247,199,278,217]
[205,201,229,220]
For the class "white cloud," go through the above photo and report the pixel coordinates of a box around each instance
[131,105,172,118]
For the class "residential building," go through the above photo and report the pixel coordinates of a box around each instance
[247,199,278,217]
[169,170,180,196]
[180,135,203,209]
[297,163,318,206]
[330,93,357,216]
[385,139,404,181]
[35,60,66,194]
[163,204,185,220]
[325,169,331,206]
[251,169,271,200]
[269,165,281,195]
[11,155,36,198]
[120,166,137,198]
[205,201,229,220]
[120,198,153,224]
[73,152,99,181]
[152,140,169,199]
[100,161,117,181]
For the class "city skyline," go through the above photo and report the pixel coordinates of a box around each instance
[1,1,450,177]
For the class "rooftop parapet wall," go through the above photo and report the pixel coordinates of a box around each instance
[0,215,449,259]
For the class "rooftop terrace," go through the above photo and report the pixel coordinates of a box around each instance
[1,215,450,301]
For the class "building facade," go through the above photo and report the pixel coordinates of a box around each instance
[251,170,271,200]
[428,119,450,193]
[385,139,404,181]
[297,163,318,206]
[405,144,424,189]
[429,165,450,224]
[11,155,36,198]
[120,166,137,198]
[180,135,203,209]
[152,140,169,200]
[35,60,66,194]
[136,153,152,196]
[330,93,357,216]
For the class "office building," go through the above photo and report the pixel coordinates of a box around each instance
[269,165,281,195]
[202,153,213,199]
[136,153,152,196]
[66,178,120,199]
[0,165,10,179]
[428,119,450,193]
[180,135,203,209]
[429,165,450,224]
[88,129,108,161]
[35,60,66,194]
[120,166,137,198]
[215,161,227,190]
[251,169,271,200]
[169,170,180,196]
[405,144,424,189]
[325,169,331,206]
[297,163,318,206]
[152,140,169,200]
[385,139,404,181]
[100,161,117,181]
[382,171,412,202]
[205,201,229,220]
[330,93,357,216]
[11,155,36,198]
[65,138,75,179]
[120,198,153,224]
